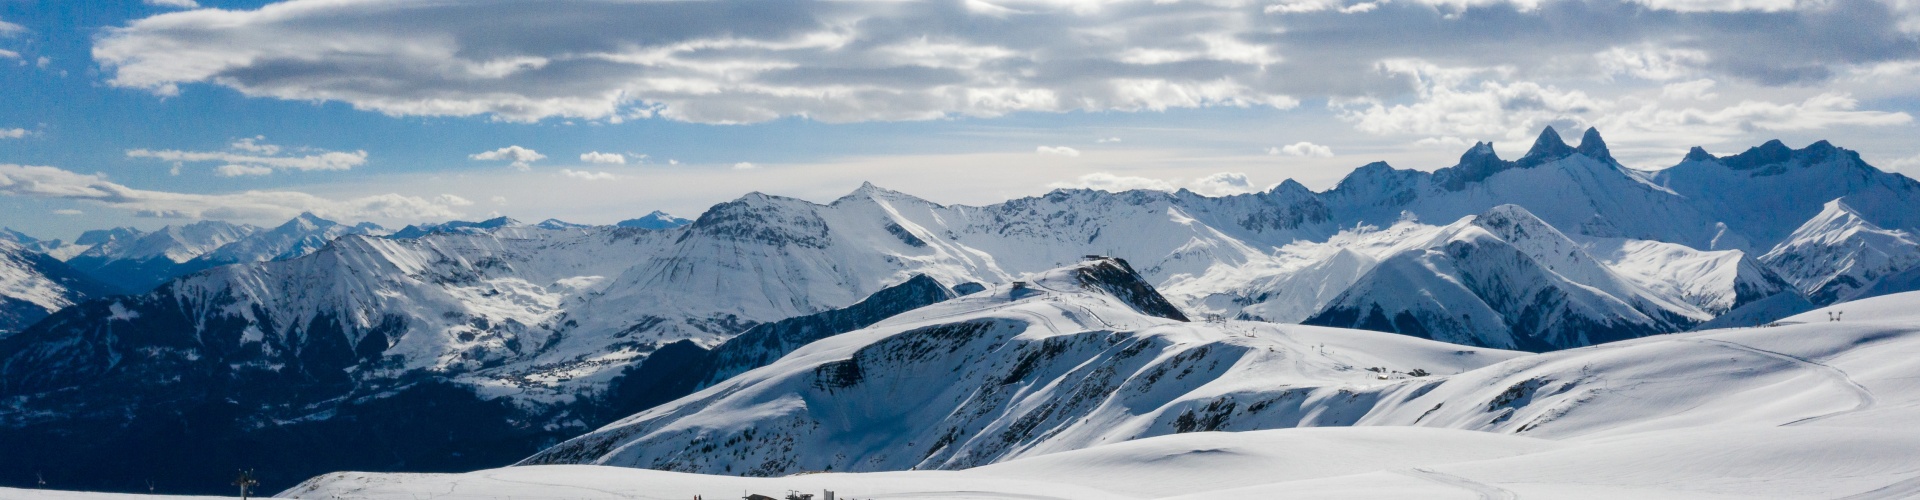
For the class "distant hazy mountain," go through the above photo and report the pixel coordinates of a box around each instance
[615,210,693,230]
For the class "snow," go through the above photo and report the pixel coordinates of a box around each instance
[0,239,77,312]
[1761,199,1920,304]
[1778,289,1920,324]
[476,265,1920,496]
[14,133,1920,498]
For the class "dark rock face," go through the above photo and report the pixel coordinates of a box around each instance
[0,289,576,495]
[1072,258,1188,322]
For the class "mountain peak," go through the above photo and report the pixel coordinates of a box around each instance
[280,212,336,232]
[0,227,37,245]
[1576,127,1613,162]
[616,211,692,230]
[1269,178,1313,196]
[1046,257,1189,322]
[1684,146,1716,163]
[1518,126,1576,166]
[1433,142,1510,191]
[534,218,590,230]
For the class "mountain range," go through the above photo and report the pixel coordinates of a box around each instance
[3,128,1919,493]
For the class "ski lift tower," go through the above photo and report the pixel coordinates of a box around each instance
[233,469,259,500]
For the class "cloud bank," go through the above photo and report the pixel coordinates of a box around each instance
[0,163,468,221]
[126,136,368,176]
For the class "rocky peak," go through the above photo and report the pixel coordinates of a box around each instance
[1576,127,1614,163]
[1517,126,1577,167]
[1683,146,1717,163]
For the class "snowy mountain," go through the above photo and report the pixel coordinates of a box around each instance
[1760,198,1920,305]
[0,239,114,337]
[615,210,692,230]
[1301,206,1692,351]
[524,258,1518,472]
[480,284,1920,499]
[63,220,259,292]
[602,273,962,419]
[389,216,522,239]
[6,131,1920,494]
[534,218,592,230]
[187,212,387,267]
[1654,139,1920,250]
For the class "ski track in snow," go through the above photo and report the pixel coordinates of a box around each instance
[1395,467,1516,500]
[1838,473,1920,500]
[1682,337,1876,425]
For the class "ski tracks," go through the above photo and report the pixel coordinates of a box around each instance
[1683,337,1876,426]
[1395,467,1517,500]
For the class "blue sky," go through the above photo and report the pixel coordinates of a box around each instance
[3,0,1919,241]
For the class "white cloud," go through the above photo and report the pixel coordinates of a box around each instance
[0,49,17,60]
[1414,136,1472,148]
[732,162,758,170]
[52,209,83,215]
[127,137,366,175]
[1597,46,1710,81]
[1888,153,1920,174]
[470,145,545,171]
[1600,92,1913,137]
[1337,61,1911,147]
[91,1,1308,124]
[0,128,28,139]
[1337,61,1605,141]
[490,195,508,205]
[1037,146,1082,157]
[1270,141,1334,157]
[1661,79,1720,101]
[34,56,47,69]
[215,164,273,177]
[144,0,201,8]
[668,159,681,165]
[580,151,627,164]
[1096,137,1122,143]
[1189,172,1258,196]
[1047,172,1175,193]
[0,163,468,221]
[1622,0,1800,12]
[229,136,279,154]
[561,169,618,180]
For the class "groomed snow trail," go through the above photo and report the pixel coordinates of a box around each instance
[1394,467,1516,500]
[1682,337,1876,425]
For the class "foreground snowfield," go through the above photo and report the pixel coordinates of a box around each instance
[12,290,1920,499]
[273,291,1920,498]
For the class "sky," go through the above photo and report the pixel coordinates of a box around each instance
[1,0,1918,241]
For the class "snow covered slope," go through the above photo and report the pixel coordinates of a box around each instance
[277,290,1920,500]
[63,220,259,292]
[188,212,386,266]
[0,239,114,337]
[1761,199,1920,305]
[525,258,1521,473]
[1655,140,1920,250]
[615,210,692,229]
[1301,205,1695,350]
[10,132,1920,494]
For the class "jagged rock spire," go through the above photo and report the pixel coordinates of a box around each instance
[1576,127,1614,163]
[1518,126,1575,166]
